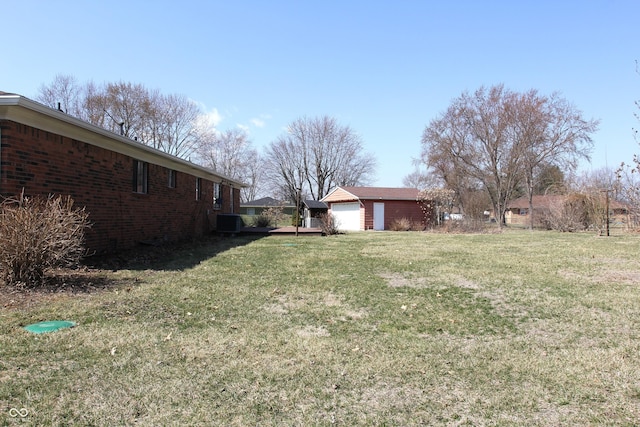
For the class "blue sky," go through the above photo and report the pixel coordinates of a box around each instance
[3,0,639,187]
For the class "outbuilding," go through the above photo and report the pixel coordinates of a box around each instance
[302,199,328,228]
[321,186,424,231]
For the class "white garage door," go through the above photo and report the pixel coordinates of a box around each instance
[331,202,361,231]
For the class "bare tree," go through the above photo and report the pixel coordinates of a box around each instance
[36,76,206,160]
[263,131,306,202]
[35,74,84,116]
[422,85,521,227]
[421,84,597,228]
[616,164,640,228]
[616,61,640,227]
[264,116,376,202]
[239,149,263,202]
[144,93,203,158]
[196,128,263,202]
[402,168,441,189]
[100,81,150,138]
[80,81,105,125]
[512,90,598,228]
[573,168,618,193]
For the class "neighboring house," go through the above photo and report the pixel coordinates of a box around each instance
[321,186,424,231]
[505,194,631,226]
[0,92,244,254]
[302,199,328,228]
[239,197,296,216]
[505,195,566,226]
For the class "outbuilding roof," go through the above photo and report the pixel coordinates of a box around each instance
[303,200,328,209]
[322,186,420,202]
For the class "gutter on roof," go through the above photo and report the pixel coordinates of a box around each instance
[0,93,247,188]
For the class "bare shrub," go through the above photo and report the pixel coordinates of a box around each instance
[417,188,454,227]
[389,217,412,231]
[0,193,91,287]
[540,193,604,232]
[410,221,425,231]
[251,215,272,227]
[319,213,340,235]
[250,204,287,228]
[437,218,487,234]
[263,205,285,227]
[616,163,640,230]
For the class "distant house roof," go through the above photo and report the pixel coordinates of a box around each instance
[241,197,295,207]
[321,186,420,202]
[303,200,328,209]
[507,195,566,210]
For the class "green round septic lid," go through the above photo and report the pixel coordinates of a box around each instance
[24,320,76,334]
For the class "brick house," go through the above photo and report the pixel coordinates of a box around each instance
[0,92,244,254]
[321,186,425,231]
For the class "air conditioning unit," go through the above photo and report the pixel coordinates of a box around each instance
[217,214,243,233]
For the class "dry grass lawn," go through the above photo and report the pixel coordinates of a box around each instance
[1,230,640,425]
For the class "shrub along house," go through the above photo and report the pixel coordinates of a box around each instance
[321,186,425,231]
[0,92,244,254]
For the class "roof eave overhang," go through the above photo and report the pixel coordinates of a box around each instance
[0,94,247,189]
[321,186,359,202]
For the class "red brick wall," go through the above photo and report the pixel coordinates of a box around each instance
[361,199,425,230]
[0,120,237,254]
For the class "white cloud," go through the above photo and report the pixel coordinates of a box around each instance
[250,113,272,129]
[236,123,250,133]
[205,108,223,127]
[250,118,265,128]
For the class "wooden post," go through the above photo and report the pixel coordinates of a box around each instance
[295,188,301,237]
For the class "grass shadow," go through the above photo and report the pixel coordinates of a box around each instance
[1,234,266,309]
[83,233,266,272]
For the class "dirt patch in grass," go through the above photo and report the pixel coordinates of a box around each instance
[296,325,331,337]
[380,271,526,324]
[379,272,484,291]
[559,268,640,285]
[263,292,368,322]
[598,269,640,284]
[379,272,430,288]
[456,276,482,290]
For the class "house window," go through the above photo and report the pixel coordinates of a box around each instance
[213,182,222,209]
[195,178,202,200]
[519,208,528,215]
[168,169,176,188]
[133,160,148,194]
